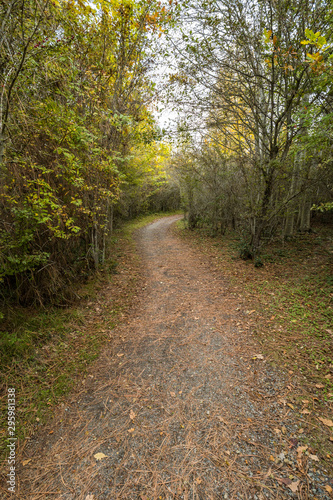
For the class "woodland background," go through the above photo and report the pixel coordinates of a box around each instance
[170,0,333,266]
[0,0,332,466]
[0,0,332,304]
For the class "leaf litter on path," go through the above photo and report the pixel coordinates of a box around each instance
[9,216,333,500]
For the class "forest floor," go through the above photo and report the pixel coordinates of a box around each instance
[1,215,333,499]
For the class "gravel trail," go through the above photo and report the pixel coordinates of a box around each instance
[4,215,332,499]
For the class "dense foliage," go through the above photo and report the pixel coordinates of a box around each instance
[0,0,179,306]
[168,0,333,261]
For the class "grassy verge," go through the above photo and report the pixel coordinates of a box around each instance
[175,220,333,467]
[0,211,178,462]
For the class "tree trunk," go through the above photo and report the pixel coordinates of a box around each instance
[91,224,99,269]
[250,168,274,258]
[299,197,311,232]
[284,157,300,238]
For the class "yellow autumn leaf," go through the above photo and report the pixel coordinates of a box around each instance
[94,452,107,461]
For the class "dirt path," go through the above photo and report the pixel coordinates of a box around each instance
[5,216,333,499]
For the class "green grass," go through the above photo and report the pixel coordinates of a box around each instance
[122,210,183,235]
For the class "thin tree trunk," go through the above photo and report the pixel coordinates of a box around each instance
[284,157,300,238]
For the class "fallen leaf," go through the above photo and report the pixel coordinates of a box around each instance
[22,459,31,466]
[297,445,308,457]
[309,454,319,462]
[274,428,281,434]
[318,417,333,427]
[302,400,309,404]
[94,453,107,461]
[315,384,324,389]
[281,426,287,434]
[269,455,275,461]
[278,477,292,486]
[288,480,300,493]
[325,485,333,493]
[287,403,294,410]
[301,409,311,414]
[86,495,95,500]
[117,353,124,357]
[264,467,272,479]
[129,409,136,420]
[298,428,304,434]
[253,354,264,360]
[128,428,135,433]
[170,391,176,397]
[49,430,54,435]
[195,478,202,484]
[325,374,332,379]
[329,437,333,443]
[248,310,256,314]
